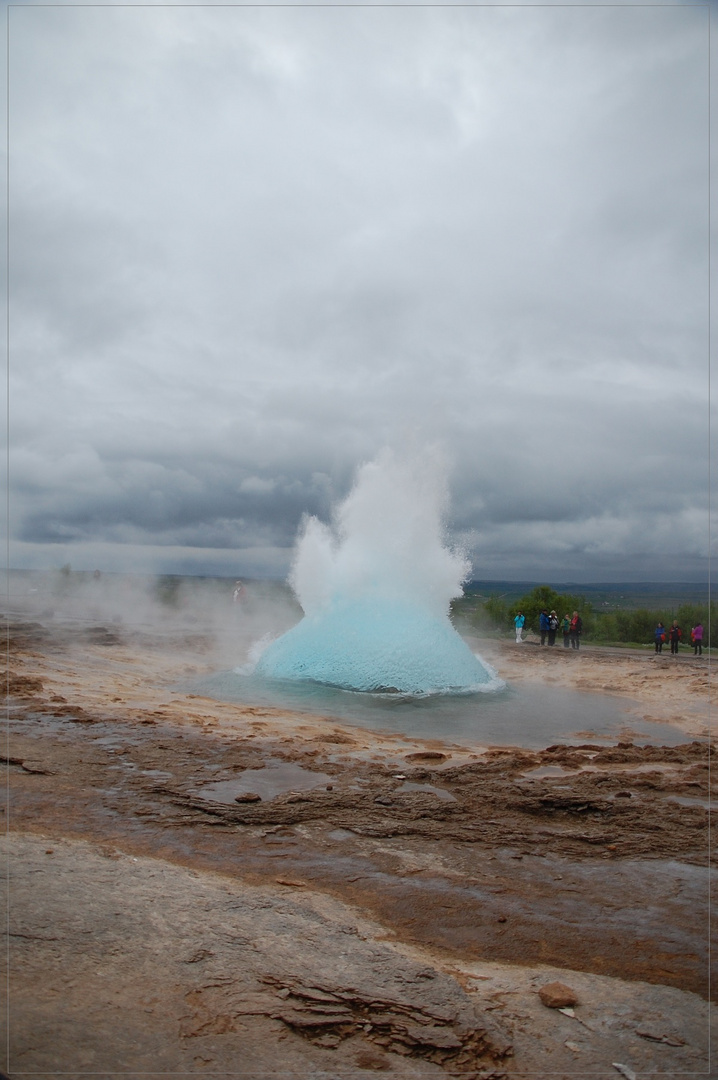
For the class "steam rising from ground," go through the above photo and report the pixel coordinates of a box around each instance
[255,449,501,694]
[6,567,301,671]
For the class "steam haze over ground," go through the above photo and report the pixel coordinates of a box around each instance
[6,2,713,583]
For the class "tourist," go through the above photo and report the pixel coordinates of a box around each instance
[570,611,582,650]
[548,610,559,646]
[654,621,666,654]
[514,610,525,643]
[691,623,703,656]
[562,613,571,648]
[668,620,681,655]
[539,609,549,646]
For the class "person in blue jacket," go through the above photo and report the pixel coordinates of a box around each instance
[514,610,526,643]
[654,621,665,654]
[539,609,549,646]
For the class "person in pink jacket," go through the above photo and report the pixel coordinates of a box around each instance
[691,623,703,656]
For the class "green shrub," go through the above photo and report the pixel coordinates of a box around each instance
[509,585,592,637]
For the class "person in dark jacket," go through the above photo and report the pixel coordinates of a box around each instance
[539,609,549,646]
[548,610,559,646]
[654,622,665,654]
[562,613,571,648]
[570,611,582,650]
[668,620,681,655]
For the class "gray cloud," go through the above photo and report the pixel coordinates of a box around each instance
[7,2,713,582]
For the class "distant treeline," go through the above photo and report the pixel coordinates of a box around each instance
[452,585,714,647]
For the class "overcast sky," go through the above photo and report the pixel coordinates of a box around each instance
[6,1,713,584]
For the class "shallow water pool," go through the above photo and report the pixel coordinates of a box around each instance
[196,762,333,803]
[191,670,692,750]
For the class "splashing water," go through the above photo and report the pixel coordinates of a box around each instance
[254,449,502,695]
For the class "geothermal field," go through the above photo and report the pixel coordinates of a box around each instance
[4,579,714,1078]
[4,462,715,1078]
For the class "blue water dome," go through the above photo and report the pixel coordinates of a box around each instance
[254,596,497,695]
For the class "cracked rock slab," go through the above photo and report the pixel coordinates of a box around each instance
[6,831,510,1077]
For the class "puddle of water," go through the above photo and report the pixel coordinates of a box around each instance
[662,795,712,809]
[399,781,455,801]
[519,765,579,780]
[196,762,332,803]
[585,762,684,774]
[191,671,693,750]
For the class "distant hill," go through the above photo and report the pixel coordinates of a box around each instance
[464,580,714,611]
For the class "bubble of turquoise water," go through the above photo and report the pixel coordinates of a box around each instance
[255,597,499,695]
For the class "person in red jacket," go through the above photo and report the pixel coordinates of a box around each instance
[570,611,582,650]
[668,620,682,655]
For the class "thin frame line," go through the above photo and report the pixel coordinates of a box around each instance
[4,2,9,1076]
[4,4,712,1075]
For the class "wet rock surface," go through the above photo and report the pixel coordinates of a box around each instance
[2,616,715,1077]
[8,832,714,1079]
[9,832,510,1077]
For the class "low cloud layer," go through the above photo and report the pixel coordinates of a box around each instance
[8,3,713,582]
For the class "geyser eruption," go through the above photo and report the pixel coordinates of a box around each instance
[255,449,500,694]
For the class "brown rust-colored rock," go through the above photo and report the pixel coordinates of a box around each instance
[404,752,449,764]
[7,674,44,696]
[538,981,579,1008]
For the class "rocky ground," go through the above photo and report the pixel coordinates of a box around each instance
[2,611,715,1079]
